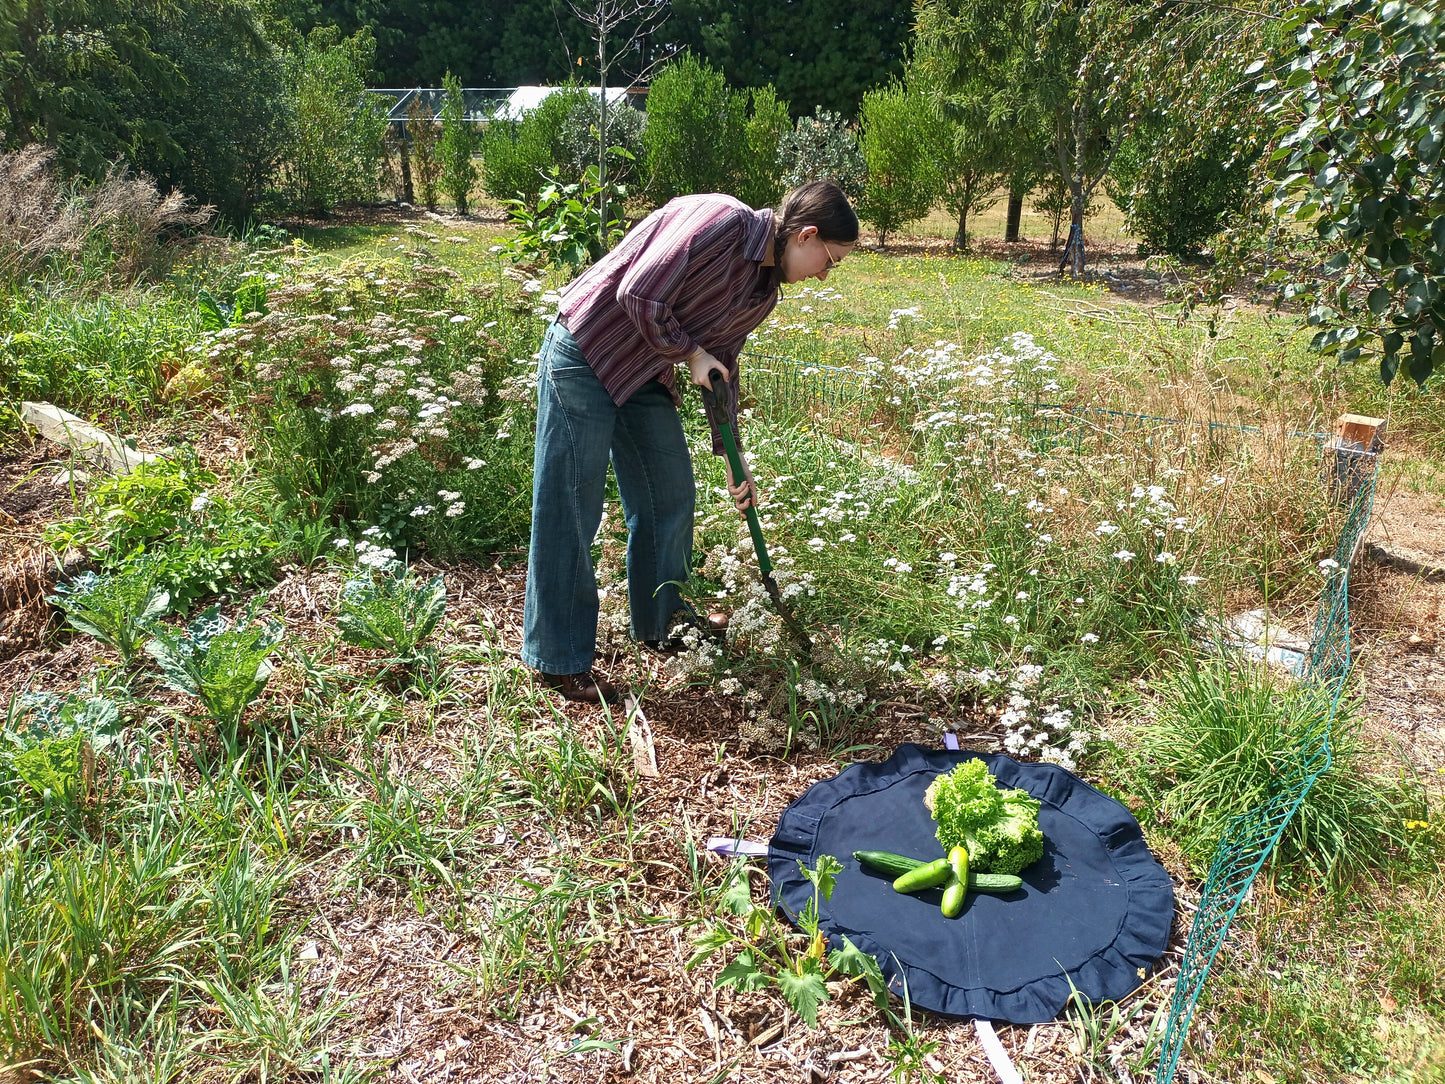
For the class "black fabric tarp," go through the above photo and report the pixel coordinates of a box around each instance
[768,745,1175,1023]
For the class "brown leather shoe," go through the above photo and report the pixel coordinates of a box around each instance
[706,611,730,634]
[540,669,624,705]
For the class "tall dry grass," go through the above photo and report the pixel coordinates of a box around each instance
[0,144,214,285]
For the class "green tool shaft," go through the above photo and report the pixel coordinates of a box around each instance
[703,375,812,657]
[716,408,772,577]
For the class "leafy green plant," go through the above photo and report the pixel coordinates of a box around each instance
[858,81,941,248]
[48,568,171,663]
[198,279,268,330]
[479,85,589,206]
[2,693,123,802]
[779,107,866,203]
[11,732,89,803]
[1122,658,1429,886]
[336,568,446,666]
[883,1032,945,1084]
[146,604,283,742]
[142,501,286,610]
[1256,0,1445,383]
[406,93,442,211]
[643,53,746,201]
[503,168,625,268]
[924,758,1044,875]
[560,94,648,192]
[688,855,892,1027]
[48,462,289,607]
[45,453,217,558]
[880,968,945,1084]
[439,73,477,215]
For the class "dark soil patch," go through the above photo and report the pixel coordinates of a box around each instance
[0,440,83,533]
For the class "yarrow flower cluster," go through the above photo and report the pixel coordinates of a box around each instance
[953,662,1090,770]
[201,257,528,524]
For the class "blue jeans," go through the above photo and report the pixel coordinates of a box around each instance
[521,321,696,674]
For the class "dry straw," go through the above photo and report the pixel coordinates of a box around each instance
[0,144,213,284]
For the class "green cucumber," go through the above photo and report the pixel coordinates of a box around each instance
[854,851,1024,895]
[970,872,1024,893]
[941,846,970,918]
[940,876,968,918]
[853,850,926,879]
[892,857,951,893]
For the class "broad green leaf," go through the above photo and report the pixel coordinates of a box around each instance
[1380,347,1401,384]
[720,862,755,915]
[1367,285,1393,316]
[1407,334,1436,384]
[716,951,771,993]
[197,289,226,331]
[777,966,830,1026]
[800,854,844,902]
[829,936,881,980]
[13,732,86,801]
[685,928,733,969]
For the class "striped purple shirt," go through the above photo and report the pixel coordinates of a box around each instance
[557,193,780,454]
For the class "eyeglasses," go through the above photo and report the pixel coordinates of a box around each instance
[818,238,844,271]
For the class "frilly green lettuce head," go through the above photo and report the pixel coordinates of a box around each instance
[924,758,1044,876]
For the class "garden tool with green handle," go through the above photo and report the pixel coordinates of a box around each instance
[700,373,814,660]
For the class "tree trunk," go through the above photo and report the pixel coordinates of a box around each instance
[1058,185,1086,276]
[951,173,973,250]
[1055,112,1087,276]
[597,25,611,256]
[396,121,414,205]
[1005,186,1023,242]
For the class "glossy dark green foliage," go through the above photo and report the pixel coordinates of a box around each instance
[1263,0,1445,384]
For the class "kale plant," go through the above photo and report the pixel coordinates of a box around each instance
[3,693,124,802]
[146,604,283,742]
[48,569,171,664]
[336,567,446,665]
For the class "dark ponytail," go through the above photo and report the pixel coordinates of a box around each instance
[774,179,858,265]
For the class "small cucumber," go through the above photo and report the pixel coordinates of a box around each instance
[854,850,925,879]
[970,872,1024,894]
[856,851,1024,895]
[941,846,970,918]
[940,876,968,918]
[892,857,951,893]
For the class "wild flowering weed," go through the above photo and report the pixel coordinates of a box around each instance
[614,325,1336,765]
[205,250,551,559]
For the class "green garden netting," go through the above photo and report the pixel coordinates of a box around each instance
[739,352,1377,1083]
[1153,464,1375,1084]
